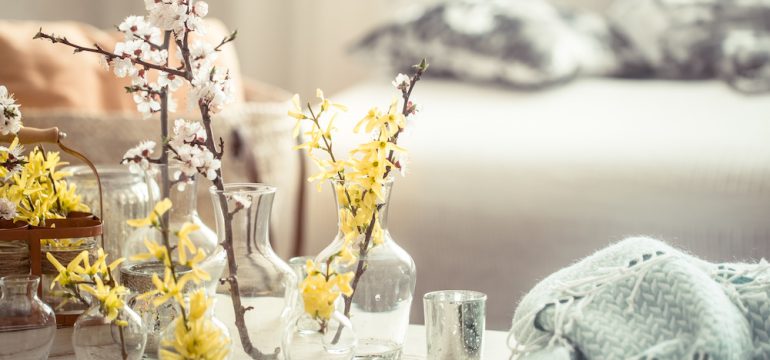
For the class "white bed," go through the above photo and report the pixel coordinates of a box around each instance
[302,77,770,330]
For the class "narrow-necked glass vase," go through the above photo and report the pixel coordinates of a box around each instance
[210,183,295,359]
[0,275,56,360]
[315,179,416,360]
[121,163,226,358]
[72,302,146,360]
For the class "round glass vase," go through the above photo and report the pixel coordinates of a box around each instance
[0,275,56,360]
[315,179,416,360]
[210,183,295,359]
[72,302,146,360]
[120,164,226,358]
[282,257,355,360]
[158,301,231,359]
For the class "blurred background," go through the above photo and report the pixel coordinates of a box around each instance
[2,0,770,331]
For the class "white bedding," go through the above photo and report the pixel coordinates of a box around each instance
[302,78,770,330]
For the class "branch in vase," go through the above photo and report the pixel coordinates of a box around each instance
[33,29,188,79]
[200,104,279,359]
[331,61,428,344]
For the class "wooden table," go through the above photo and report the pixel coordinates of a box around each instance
[51,325,510,359]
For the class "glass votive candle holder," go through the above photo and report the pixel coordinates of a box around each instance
[423,290,487,360]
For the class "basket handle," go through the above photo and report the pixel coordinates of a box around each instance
[0,127,105,247]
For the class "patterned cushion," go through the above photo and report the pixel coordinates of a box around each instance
[353,0,622,89]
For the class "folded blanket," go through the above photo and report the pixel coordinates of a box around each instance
[509,237,770,359]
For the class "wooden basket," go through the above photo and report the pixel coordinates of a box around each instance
[0,127,103,327]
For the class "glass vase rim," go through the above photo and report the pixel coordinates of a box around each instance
[328,176,396,185]
[0,274,40,286]
[66,164,145,183]
[208,182,277,195]
[423,290,487,304]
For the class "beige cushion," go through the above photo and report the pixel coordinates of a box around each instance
[0,19,245,114]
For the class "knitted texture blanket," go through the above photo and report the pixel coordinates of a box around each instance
[508,237,770,359]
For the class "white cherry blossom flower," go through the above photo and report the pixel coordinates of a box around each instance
[121,140,156,172]
[142,48,168,65]
[189,41,217,69]
[133,93,161,118]
[158,72,184,91]
[193,1,209,17]
[0,86,11,107]
[174,145,197,177]
[114,39,146,59]
[172,118,206,144]
[144,0,159,11]
[185,15,206,35]
[111,58,137,78]
[0,86,22,136]
[172,170,194,191]
[0,113,22,136]
[0,198,16,220]
[231,193,252,209]
[148,1,188,34]
[118,15,161,44]
[190,67,233,114]
[392,73,411,91]
[198,149,221,180]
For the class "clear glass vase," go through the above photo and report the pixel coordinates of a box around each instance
[210,183,295,359]
[282,257,355,360]
[72,302,146,360]
[42,238,97,315]
[315,179,416,360]
[158,299,231,360]
[0,275,56,360]
[67,165,152,260]
[121,164,226,358]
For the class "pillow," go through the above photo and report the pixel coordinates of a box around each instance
[353,0,622,89]
[0,19,244,114]
[607,0,770,85]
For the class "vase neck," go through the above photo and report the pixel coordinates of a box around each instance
[168,179,198,224]
[144,163,200,224]
[332,179,394,235]
[210,184,277,255]
[0,276,39,302]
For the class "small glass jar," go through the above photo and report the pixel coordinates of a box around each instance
[122,261,191,357]
[42,238,97,314]
[282,258,355,360]
[72,302,146,360]
[0,275,57,359]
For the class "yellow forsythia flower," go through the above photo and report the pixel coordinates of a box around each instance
[79,277,129,323]
[300,260,354,321]
[127,198,172,228]
[159,290,230,360]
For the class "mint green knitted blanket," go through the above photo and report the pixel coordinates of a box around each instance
[508,237,770,359]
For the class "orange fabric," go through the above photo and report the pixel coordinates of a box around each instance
[0,19,244,114]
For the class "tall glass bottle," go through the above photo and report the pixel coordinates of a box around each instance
[210,183,295,359]
[315,179,416,360]
[0,275,56,360]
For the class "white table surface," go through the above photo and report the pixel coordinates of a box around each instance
[50,324,510,359]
